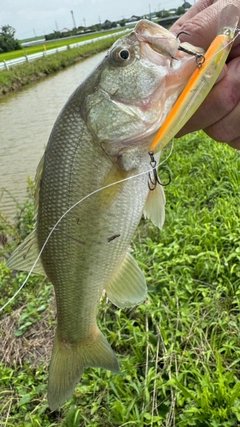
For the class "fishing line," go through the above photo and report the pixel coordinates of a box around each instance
[201,28,240,64]
[1,158,169,313]
[159,141,174,166]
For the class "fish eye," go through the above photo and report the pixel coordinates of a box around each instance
[109,45,134,66]
[119,49,130,60]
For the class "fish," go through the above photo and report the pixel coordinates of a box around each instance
[7,20,206,410]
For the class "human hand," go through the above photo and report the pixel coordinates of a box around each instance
[170,0,240,149]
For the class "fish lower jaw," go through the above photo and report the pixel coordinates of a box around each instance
[101,119,165,160]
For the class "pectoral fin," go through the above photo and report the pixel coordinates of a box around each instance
[143,184,166,229]
[105,252,147,308]
[7,229,45,275]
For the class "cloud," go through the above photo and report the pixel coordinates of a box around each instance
[1,0,181,38]
[17,7,70,22]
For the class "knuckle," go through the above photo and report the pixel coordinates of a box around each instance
[206,126,229,143]
[221,82,240,114]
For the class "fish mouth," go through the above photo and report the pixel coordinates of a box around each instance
[133,19,204,65]
[134,19,180,61]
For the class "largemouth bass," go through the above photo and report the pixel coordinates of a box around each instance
[7,20,204,410]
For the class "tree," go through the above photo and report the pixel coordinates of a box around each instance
[102,20,112,30]
[45,31,62,41]
[156,10,170,18]
[0,25,21,53]
[176,6,186,15]
[119,19,126,27]
[183,1,192,8]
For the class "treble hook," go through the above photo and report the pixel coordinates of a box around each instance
[148,151,171,191]
[177,32,206,69]
[176,30,191,40]
[195,53,205,68]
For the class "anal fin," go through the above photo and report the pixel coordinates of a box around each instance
[105,252,147,308]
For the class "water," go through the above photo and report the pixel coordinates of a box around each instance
[0,51,106,217]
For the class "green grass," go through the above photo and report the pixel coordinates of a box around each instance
[0,28,127,61]
[1,132,240,426]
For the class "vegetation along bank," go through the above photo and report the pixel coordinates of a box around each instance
[0,34,121,96]
[1,133,240,425]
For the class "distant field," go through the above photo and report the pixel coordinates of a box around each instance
[20,35,45,43]
[0,28,126,62]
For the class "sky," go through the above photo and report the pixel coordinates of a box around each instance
[0,0,188,40]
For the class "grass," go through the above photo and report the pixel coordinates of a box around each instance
[0,132,240,426]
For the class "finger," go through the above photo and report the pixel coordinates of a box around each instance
[176,65,228,137]
[171,0,240,50]
[177,57,240,138]
[204,58,240,142]
[206,100,240,143]
[225,137,240,149]
[170,0,214,34]
[229,43,240,62]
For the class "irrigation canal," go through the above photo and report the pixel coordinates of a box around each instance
[0,51,105,217]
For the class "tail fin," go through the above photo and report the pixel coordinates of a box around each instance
[47,328,119,410]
